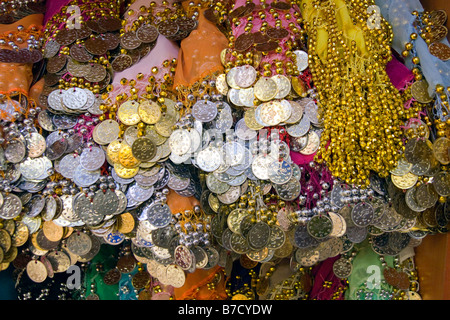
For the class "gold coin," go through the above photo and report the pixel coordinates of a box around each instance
[291,77,307,97]
[11,221,29,247]
[0,262,9,271]
[273,239,293,258]
[117,212,135,234]
[244,108,264,130]
[145,125,167,145]
[3,219,16,236]
[433,137,450,165]
[411,80,433,103]
[42,220,64,242]
[155,115,176,137]
[391,172,418,190]
[107,139,124,163]
[118,100,141,126]
[232,294,249,300]
[215,73,229,96]
[138,289,153,300]
[138,100,162,124]
[31,232,47,252]
[3,246,17,263]
[63,227,74,239]
[254,77,278,101]
[3,219,15,236]
[255,276,269,296]
[0,229,11,253]
[114,162,139,179]
[220,48,227,66]
[0,247,3,263]
[118,144,141,168]
[421,207,438,227]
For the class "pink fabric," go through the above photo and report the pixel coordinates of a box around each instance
[108,35,179,101]
[228,0,303,76]
[290,151,315,165]
[386,55,415,91]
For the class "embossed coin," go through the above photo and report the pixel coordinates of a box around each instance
[132,138,157,162]
[429,42,450,61]
[234,33,254,52]
[254,77,278,101]
[333,257,353,278]
[27,259,48,283]
[66,232,92,256]
[391,172,418,190]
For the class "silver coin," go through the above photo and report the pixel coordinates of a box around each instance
[52,114,78,129]
[129,183,154,202]
[294,50,308,72]
[92,189,119,216]
[169,129,191,156]
[25,132,46,158]
[42,196,57,221]
[268,160,293,185]
[20,157,45,180]
[215,109,234,134]
[59,153,81,179]
[238,87,255,107]
[235,118,257,141]
[0,193,22,219]
[351,202,374,227]
[234,65,257,88]
[73,165,101,187]
[47,90,65,112]
[167,175,190,191]
[62,87,88,110]
[4,139,26,163]
[195,146,222,172]
[274,177,301,201]
[79,147,105,171]
[44,40,60,58]
[252,154,276,180]
[27,195,46,217]
[192,100,218,122]
[217,185,241,204]
[206,173,230,194]
[286,113,310,137]
[346,226,368,243]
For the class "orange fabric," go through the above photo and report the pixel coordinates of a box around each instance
[29,78,45,102]
[0,62,34,96]
[166,190,228,300]
[0,14,43,49]
[174,266,228,300]
[166,189,200,212]
[0,14,44,96]
[173,6,228,88]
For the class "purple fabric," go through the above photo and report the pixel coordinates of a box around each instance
[44,0,71,25]
[309,256,347,300]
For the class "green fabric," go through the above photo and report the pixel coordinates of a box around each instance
[83,244,120,300]
[345,240,394,300]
